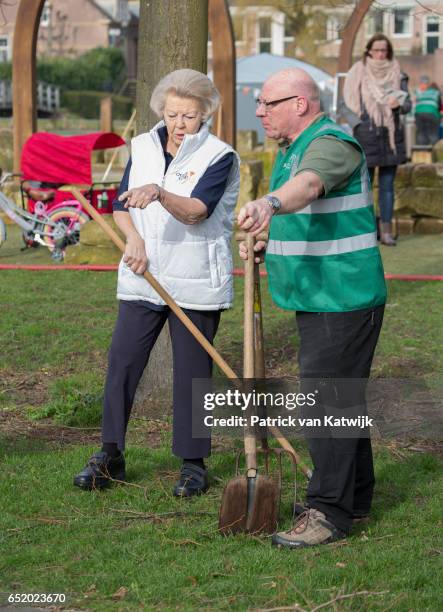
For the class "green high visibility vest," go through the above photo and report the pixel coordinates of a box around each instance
[415,88,441,120]
[266,115,387,312]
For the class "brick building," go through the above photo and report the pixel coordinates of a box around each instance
[0,0,138,79]
[209,1,443,89]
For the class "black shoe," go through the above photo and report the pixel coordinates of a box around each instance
[73,451,125,490]
[173,463,209,497]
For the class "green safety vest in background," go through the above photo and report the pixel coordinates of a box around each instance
[415,88,441,120]
[266,115,387,312]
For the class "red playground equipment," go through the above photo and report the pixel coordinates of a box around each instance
[0,131,126,259]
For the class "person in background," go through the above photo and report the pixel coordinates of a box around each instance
[343,34,411,247]
[414,76,441,146]
[73,69,240,496]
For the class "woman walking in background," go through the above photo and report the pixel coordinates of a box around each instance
[344,34,411,246]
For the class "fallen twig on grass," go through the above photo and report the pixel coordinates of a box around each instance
[36,423,102,430]
[256,590,389,612]
[110,508,215,523]
[310,590,389,611]
[163,535,203,547]
[107,476,150,502]
[366,534,394,542]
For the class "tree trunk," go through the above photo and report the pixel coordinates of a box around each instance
[135,0,208,132]
[133,0,209,415]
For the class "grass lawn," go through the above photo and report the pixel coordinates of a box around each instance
[0,233,442,610]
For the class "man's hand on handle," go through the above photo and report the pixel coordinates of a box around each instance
[238,240,267,264]
[237,198,272,236]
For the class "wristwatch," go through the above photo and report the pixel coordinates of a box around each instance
[264,194,282,215]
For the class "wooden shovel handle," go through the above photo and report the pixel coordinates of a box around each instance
[243,233,257,474]
[243,233,255,380]
[72,190,311,479]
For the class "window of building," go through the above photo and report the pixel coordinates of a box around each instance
[283,16,295,55]
[232,15,244,43]
[0,36,10,62]
[108,28,121,47]
[425,17,440,54]
[258,16,272,53]
[393,8,411,36]
[326,16,342,42]
[367,9,384,36]
[40,3,51,27]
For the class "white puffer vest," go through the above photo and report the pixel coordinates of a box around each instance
[116,121,240,310]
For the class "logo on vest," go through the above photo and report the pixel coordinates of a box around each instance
[283,153,299,178]
[175,170,197,184]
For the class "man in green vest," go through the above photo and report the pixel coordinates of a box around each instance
[415,76,441,145]
[238,68,387,548]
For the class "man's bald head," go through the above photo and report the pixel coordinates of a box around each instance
[264,68,321,110]
[257,68,322,141]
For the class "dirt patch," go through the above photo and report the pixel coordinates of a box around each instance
[0,408,166,450]
[0,369,51,407]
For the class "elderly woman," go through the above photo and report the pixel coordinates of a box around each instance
[343,34,411,246]
[74,69,240,495]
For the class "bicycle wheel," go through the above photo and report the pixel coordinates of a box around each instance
[43,207,89,249]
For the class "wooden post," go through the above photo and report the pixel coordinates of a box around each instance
[338,0,374,73]
[100,96,113,133]
[209,0,236,147]
[12,0,45,173]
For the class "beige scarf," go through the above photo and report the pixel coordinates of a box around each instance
[343,57,401,153]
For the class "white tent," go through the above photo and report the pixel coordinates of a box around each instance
[236,53,334,142]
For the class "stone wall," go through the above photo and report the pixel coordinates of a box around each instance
[393,161,443,235]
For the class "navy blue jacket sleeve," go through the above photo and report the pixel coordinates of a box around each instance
[112,158,132,212]
[191,152,234,217]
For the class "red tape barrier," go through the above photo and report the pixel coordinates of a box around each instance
[0,264,442,281]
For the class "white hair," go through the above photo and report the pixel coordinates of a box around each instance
[150,69,220,121]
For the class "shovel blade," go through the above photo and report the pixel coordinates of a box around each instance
[246,474,280,535]
[219,476,248,535]
[219,474,280,536]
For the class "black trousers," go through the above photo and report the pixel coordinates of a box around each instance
[416,113,440,146]
[296,305,384,533]
[102,301,220,458]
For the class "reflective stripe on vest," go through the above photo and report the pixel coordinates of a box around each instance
[268,231,377,257]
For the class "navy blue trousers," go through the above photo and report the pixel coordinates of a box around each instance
[369,166,396,223]
[101,301,220,458]
[296,305,384,533]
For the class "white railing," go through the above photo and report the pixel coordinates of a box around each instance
[0,80,60,113]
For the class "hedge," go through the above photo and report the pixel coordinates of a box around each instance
[61,91,133,119]
[0,47,126,93]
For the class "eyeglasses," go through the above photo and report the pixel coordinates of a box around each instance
[255,95,300,112]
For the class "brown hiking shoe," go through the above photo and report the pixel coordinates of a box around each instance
[272,508,346,549]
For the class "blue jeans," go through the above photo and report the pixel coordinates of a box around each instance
[368,166,397,223]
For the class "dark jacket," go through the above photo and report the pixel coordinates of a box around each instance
[352,73,411,168]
